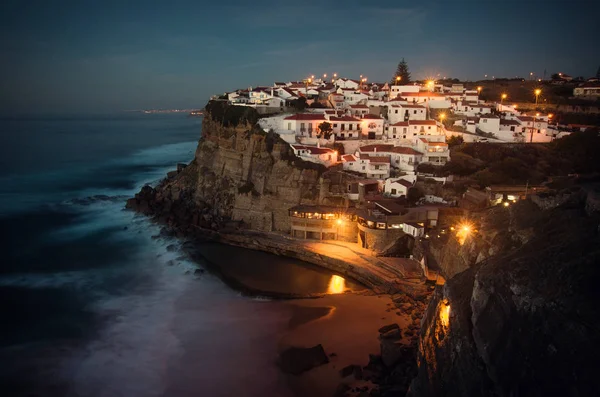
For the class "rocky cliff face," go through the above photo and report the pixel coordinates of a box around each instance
[409,187,600,396]
[127,115,349,234]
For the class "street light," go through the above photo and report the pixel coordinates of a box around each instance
[477,86,482,94]
[501,93,507,105]
[396,76,401,83]
[439,113,446,122]
[534,89,541,105]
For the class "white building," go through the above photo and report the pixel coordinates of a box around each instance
[360,114,385,139]
[342,154,391,179]
[477,115,500,135]
[357,144,423,172]
[390,85,420,96]
[388,104,427,124]
[416,138,450,165]
[335,78,360,89]
[454,101,494,116]
[402,222,425,237]
[386,120,441,139]
[573,83,600,98]
[329,116,362,139]
[290,145,338,167]
[384,178,414,198]
[349,104,370,117]
[283,113,327,137]
[516,116,551,142]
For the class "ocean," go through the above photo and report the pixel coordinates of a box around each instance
[0,114,353,396]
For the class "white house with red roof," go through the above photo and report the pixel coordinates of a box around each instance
[386,120,441,140]
[398,91,446,105]
[357,144,422,172]
[454,101,494,116]
[337,89,369,105]
[283,113,327,137]
[329,115,362,139]
[384,178,414,198]
[388,104,427,124]
[290,144,338,167]
[342,153,391,179]
[390,85,420,96]
[349,104,369,117]
[360,114,385,139]
[515,115,551,142]
[328,92,345,109]
[335,78,360,89]
[416,138,450,165]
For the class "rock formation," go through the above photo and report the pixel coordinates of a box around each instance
[127,114,352,235]
[408,186,600,396]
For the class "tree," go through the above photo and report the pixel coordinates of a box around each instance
[407,186,424,205]
[309,101,325,108]
[317,122,333,140]
[447,135,464,147]
[290,97,307,111]
[391,58,411,84]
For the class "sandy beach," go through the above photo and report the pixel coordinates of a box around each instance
[279,293,414,397]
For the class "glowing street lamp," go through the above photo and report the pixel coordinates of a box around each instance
[396,76,401,83]
[477,86,482,94]
[439,113,446,123]
[501,93,507,105]
[534,89,541,105]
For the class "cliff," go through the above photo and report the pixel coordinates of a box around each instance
[408,186,600,396]
[127,115,350,234]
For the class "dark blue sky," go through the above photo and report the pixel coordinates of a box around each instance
[1,0,598,114]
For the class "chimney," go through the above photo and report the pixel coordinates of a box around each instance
[271,88,274,97]
[317,141,320,148]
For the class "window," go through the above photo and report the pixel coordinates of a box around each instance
[392,135,396,138]
[483,119,487,123]
[395,110,398,114]
[287,122,291,130]
[403,128,407,133]
[428,126,431,130]
[349,124,353,130]
[333,123,338,127]
[403,135,406,139]
[391,189,397,195]
[393,127,396,133]
[341,124,345,131]
[362,166,365,170]
[413,110,417,114]
[301,123,305,130]
[510,126,515,132]
[349,133,353,138]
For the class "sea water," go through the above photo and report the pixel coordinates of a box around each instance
[0,114,345,396]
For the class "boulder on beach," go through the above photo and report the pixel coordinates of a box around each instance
[278,344,329,375]
[378,323,400,334]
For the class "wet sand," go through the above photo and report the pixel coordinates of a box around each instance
[280,293,413,397]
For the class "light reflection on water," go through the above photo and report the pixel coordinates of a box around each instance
[327,275,346,294]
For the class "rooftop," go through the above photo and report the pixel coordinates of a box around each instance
[284,113,326,121]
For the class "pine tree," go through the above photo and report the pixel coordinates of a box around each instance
[391,58,411,84]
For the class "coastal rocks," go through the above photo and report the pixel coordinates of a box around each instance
[408,198,600,397]
[278,344,329,375]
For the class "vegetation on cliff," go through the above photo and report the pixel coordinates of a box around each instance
[418,128,600,188]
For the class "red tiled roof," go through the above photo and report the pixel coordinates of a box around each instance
[358,144,394,152]
[391,179,413,188]
[284,113,326,121]
[400,92,444,97]
[408,120,437,125]
[391,121,409,126]
[391,147,422,155]
[329,116,361,122]
[500,120,521,126]
[291,144,335,154]
[350,104,369,108]
[360,154,391,164]
[401,105,426,109]
[342,154,356,162]
[361,114,382,119]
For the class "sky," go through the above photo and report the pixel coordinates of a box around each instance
[1,0,598,114]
